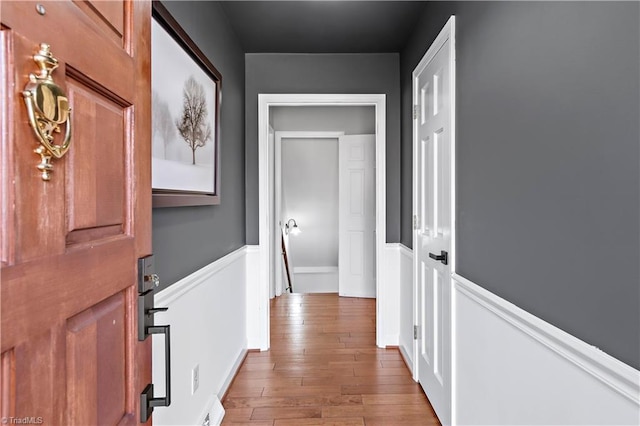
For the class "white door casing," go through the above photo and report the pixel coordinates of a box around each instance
[413,16,456,426]
[339,135,376,298]
[257,94,387,350]
[269,127,276,298]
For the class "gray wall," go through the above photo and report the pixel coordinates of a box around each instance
[152,1,245,291]
[272,106,375,134]
[245,53,401,244]
[282,138,339,268]
[401,1,640,368]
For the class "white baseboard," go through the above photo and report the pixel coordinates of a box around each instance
[211,348,248,425]
[197,395,225,426]
[210,398,225,426]
[218,348,248,400]
[453,273,640,425]
[399,340,414,376]
[293,266,338,274]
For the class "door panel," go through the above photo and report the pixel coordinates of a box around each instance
[1,1,151,423]
[72,0,126,47]
[339,135,376,298]
[65,78,129,241]
[66,292,127,425]
[413,18,454,426]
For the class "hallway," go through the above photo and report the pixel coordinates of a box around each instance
[222,293,440,425]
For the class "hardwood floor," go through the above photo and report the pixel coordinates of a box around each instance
[222,293,440,425]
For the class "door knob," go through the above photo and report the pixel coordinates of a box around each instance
[429,250,448,265]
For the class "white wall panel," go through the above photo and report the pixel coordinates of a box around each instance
[152,247,249,426]
[453,274,640,425]
[292,266,338,293]
[398,244,414,371]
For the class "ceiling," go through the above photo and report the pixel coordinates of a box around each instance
[219,1,429,53]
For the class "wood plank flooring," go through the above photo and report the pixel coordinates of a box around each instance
[222,293,440,425]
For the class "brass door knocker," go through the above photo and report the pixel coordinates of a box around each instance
[22,43,72,181]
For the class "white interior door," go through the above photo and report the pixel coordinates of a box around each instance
[339,134,376,298]
[413,17,455,426]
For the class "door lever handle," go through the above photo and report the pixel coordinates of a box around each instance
[140,324,171,422]
[429,250,448,265]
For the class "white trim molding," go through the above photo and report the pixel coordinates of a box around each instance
[258,94,389,348]
[452,273,640,425]
[155,247,247,307]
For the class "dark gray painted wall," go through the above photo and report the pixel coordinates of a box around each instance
[152,1,245,291]
[272,106,375,134]
[245,54,401,244]
[401,1,640,368]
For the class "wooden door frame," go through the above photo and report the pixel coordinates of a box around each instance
[257,94,387,350]
[274,130,345,297]
[412,15,457,425]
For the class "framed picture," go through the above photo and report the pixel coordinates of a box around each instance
[151,1,222,207]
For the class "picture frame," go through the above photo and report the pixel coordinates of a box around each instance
[151,0,222,207]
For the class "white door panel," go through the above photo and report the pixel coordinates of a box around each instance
[413,17,455,426]
[339,134,376,298]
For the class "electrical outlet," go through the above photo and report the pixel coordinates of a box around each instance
[191,364,200,395]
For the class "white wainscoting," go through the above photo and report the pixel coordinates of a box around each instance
[292,266,338,293]
[151,247,249,426]
[373,244,397,347]
[245,245,264,349]
[453,273,640,425]
[398,244,414,374]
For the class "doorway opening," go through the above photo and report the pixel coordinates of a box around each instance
[272,105,376,297]
[274,130,345,296]
[257,94,388,350]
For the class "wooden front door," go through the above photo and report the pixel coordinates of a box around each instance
[1,1,152,424]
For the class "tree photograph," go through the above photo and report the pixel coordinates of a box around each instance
[175,76,212,165]
[151,18,217,194]
[152,90,176,159]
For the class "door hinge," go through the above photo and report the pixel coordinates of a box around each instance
[413,105,419,120]
[413,215,420,230]
[414,325,419,340]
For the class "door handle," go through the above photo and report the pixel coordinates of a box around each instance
[429,250,448,265]
[138,293,171,421]
[140,324,171,422]
[137,255,171,422]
